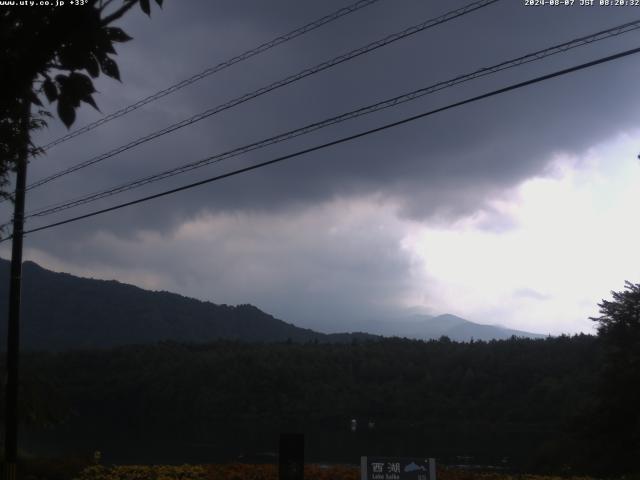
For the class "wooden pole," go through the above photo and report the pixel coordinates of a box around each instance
[3,99,29,480]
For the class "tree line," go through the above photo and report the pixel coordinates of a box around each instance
[0,334,608,472]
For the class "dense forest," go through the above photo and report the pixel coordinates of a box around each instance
[0,335,609,473]
[0,262,637,476]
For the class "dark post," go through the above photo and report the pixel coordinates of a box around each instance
[279,433,304,480]
[3,99,30,480]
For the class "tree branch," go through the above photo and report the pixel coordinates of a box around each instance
[101,0,138,26]
[100,0,118,12]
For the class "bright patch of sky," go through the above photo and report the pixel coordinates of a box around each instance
[401,130,640,335]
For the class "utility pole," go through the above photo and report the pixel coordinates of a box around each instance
[3,99,30,480]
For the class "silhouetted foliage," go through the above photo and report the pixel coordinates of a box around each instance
[0,335,601,472]
[0,0,163,199]
[586,282,640,474]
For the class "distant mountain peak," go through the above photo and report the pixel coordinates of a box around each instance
[357,310,545,341]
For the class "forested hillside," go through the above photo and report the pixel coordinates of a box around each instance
[0,259,377,349]
[9,335,599,471]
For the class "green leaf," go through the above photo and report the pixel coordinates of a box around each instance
[82,94,100,111]
[58,85,81,109]
[94,31,116,55]
[86,54,100,78]
[99,56,121,81]
[106,27,133,43]
[102,41,117,55]
[69,95,81,108]
[140,0,151,15]
[29,90,43,107]
[57,100,76,128]
[43,78,58,102]
[55,74,67,84]
[68,72,96,96]
[58,41,92,70]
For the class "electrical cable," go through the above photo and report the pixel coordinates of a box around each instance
[23,18,640,219]
[36,0,385,152]
[4,44,637,242]
[24,0,500,192]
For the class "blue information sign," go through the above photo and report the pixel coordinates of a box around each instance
[361,457,436,480]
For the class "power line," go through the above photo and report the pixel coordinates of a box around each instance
[36,0,384,152]
[22,18,640,219]
[6,44,639,242]
[24,0,500,192]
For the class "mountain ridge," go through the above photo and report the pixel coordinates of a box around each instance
[0,258,544,350]
[0,259,379,350]
[345,311,545,342]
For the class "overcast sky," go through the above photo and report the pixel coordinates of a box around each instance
[2,0,640,335]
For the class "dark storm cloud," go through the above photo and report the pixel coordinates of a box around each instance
[13,198,418,332]
[0,1,635,302]
[1,0,637,334]
[8,0,638,246]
